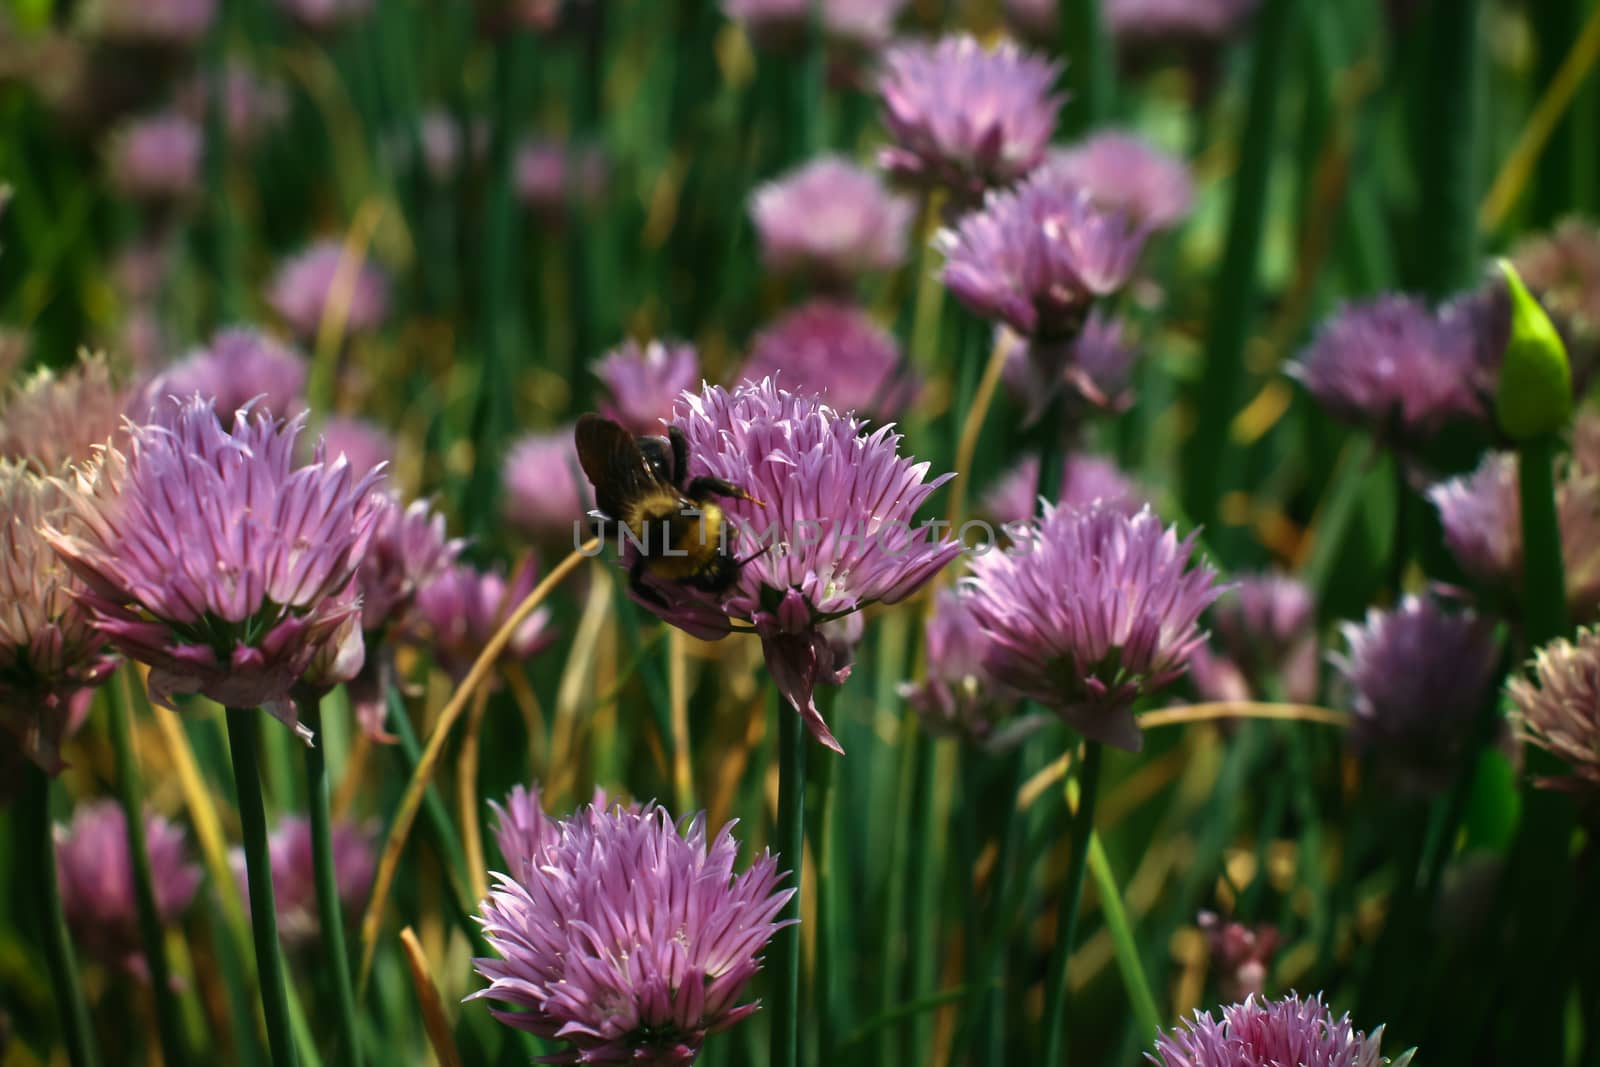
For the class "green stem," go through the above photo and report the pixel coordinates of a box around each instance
[1414,0,1485,297]
[768,700,808,1067]
[1086,833,1162,1041]
[299,697,362,1066]
[106,676,188,1066]
[226,708,300,1067]
[23,764,99,1067]
[1518,434,1570,647]
[1041,741,1104,1065]
[806,718,838,1066]
[1058,0,1112,135]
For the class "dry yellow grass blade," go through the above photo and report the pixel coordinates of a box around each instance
[357,538,598,990]
[398,926,465,1067]
[458,686,493,906]
[668,628,693,813]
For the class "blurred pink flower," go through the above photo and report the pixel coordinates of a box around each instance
[267,239,391,342]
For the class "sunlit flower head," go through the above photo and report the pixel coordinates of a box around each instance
[979,451,1145,528]
[502,427,590,542]
[268,239,391,342]
[594,339,701,437]
[232,815,375,947]
[1148,992,1400,1067]
[138,327,309,423]
[43,396,384,738]
[106,113,203,203]
[469,795,793,1065]
[878,34,1063,204]
[0,351,127,475]
[56,800,201,977]
[749,156,914,286]
[960,502,1223,750]
[1507,627,1600,793]
[413,559,555,682]
[740,302,918,419]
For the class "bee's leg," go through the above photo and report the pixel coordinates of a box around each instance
[628,556,671,610]
[687,475,765,507]
[667,425,691,488]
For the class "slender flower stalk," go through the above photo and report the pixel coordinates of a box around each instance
[1042,741,1103,1064]
[771,704,806,1067]
[24,765,99,1067]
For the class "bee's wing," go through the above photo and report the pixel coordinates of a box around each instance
[575,414,669,522]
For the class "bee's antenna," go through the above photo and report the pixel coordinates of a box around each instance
[734,540,777,568]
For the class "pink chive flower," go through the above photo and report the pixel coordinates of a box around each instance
[633,379,962,753]
[89,0,217,47]
[878,34,1064,205]
[513,139,607,222]
[0,465,116,772]
[137,327,309,422]
[56,800,202,976]
[739,302,919,419]
[413,559,555,681]
[898,588,1011,745]
[106,113,203,203]
[267,239,391,342]
[502,428,590,542]
[1042,132,1195,231]
[960,502,1224,751]
[724,0,908,51]
[1148,992,1406,1067]
[43,396,384,738]
[749,156,914,286]
[979,451,1146,528]
[318,416,395,481]
[594,339,701,437]
[1109,0,1260,46]
[1000,310,1141,425]
[469,795,794,1065]
[1507,627,1600,792]
[0,351,128,474]
[231,815,375,947]
[276,0,374,32]
[487,782,635,882]
[1206,572,1320,704]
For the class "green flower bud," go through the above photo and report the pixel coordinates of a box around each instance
[1495,258,1573,441]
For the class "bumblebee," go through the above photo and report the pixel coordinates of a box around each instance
[574,413,764,607]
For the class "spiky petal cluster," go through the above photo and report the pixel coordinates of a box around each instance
[488,783,636,882]
[1288,294,1501,451]
[940,169,1148,350]
[106,113,203,203]
[1109,0,1260,44]
[138,327,309,422]
[1333,595,1500,790]
[0,465,116,771]
[0,351,127,474]
[267,239,391,342]
[231,816,375,946]
[878,34,1063,204]
[1043,133,1195,231]
[1507,628,1600,791]
[43,397,384,736]
[898,589,1008,745]
[749,157,914,286]
[1206,572,1320,703]
[740,302,918,418]
[1148,993,1398,1067]
[469,794,794,1065]
[502,428,590,541]
[413,560,555,681]
[979,451,1145,527]
[960,502,1223,750]
[56,800,202,975]
[639,378,961,752]
[594,340,701,436]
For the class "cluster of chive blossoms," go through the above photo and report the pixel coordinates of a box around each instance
[633,377,963,752]
[470,785,793,1066]
[1149,993,1402,1067]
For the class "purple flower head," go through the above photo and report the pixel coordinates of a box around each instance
[177,63,289,150]
[0,465,115,772]
[57,800,201,976]
[1333,594,1501,792]
[276,0,374,32]
[1148,993,1400,1067]
[1001,310,1141,425]
[502,428,590,541]
[487,782,636,883]
[267,239,390,342]
[138,327,309,423]
[358,494,463,635]
[106,113,203,203]
[979,451,1145,528]
[725,0,908,51]
[43,396,385,739]
[468,797,794,1064]
[1508,627,1600,793]
[1207,572,1319,702]
[514,139,607,222]
[1288,294,1499,453]
[749,156,914,286]
[960,502,1224,750]
[594,339,701,437]
[231,815,375,947]
[1042,132,1195,231]
[0,351,128,475]
[878,34,1064,204]
[413,558,555,681]
[898,588,1010,745]
[89,0,217,47]
[740,301,919,419]
[629,378,962,752]
[318,416,395,481]
[1196,911,1280,1003]
[939,170,1148,351]
[1109,0,1260,45]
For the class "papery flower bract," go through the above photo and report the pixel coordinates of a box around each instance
[961,502,1223,750]
[87,0,217,46]
[979,451,1145,527]
[1109,0,1259,45]
[43,396,384,738]
[231,815,375,947]
[898,589,1009,745]
[1333,595,1501,791]
[0,351,127,474]
[469,797,793,1065]
[740,302,918,418]
[749,156,913,285]
[594,339,701,437]
[502,427,590,542]
[634,378,961,752]
[0,464,116,771]
[413,559,555,681]
[878,34,1063,204]
[106,113,202,203]
[1042,132,1195,231]
[267,240,390,342]
[137,327,309,423]
[1148,992,1397,1067]
[1507,628,1600,792]
[56,800,201,976]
